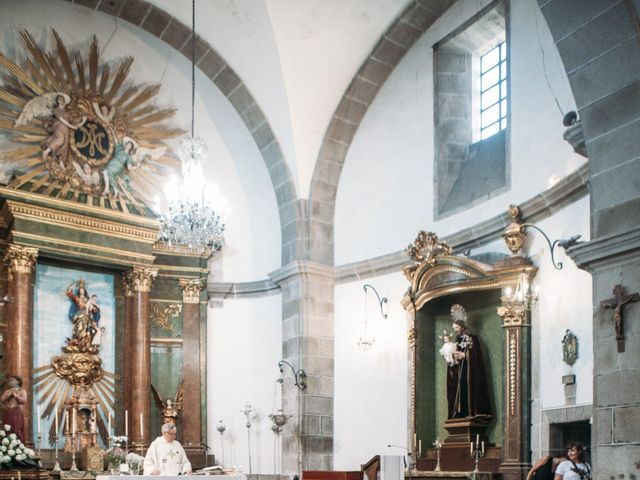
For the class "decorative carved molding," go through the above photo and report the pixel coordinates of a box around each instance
[179,278,204,304]
[121,271,135,297]
[508,334,517,416]
[404,231,452,281]
[151,303,181,336]
[501,205,527,256]
[6,200,158,242]
[3,244,39,274]
[129,266,158,293]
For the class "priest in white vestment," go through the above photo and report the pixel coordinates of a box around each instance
[144,423,192,475]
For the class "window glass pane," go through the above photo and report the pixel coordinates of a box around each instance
[500,80,507,99]
[481,122,500,140]
[481,84,500,108]
[500,119,507,130]
[501,99,507,118]
[481,103,500,127]
[481,47,500,72]
[500,43,507,61]
[481,66,500,90]
[501,61,507,80]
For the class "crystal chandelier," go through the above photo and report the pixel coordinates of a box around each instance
[158,0,229,252]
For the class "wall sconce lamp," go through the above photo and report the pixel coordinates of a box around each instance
[357,284,388,350]
[502,205,581,269]
[0,295,12,306]
[277,360,307,390]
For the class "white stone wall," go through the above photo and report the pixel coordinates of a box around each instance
[207,294,283,473]
[333,271,409,470]
[332,0,592,470]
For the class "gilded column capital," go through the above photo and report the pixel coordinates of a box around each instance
[497,301,527,327]
[129,267,158,293]
[179,278,204,304]
[3,244,38,274]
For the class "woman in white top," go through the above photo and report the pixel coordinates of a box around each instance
[554,442,591,480]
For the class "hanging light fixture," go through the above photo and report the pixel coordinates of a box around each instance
[158,0,230,252]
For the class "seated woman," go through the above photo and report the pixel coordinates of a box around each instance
[554,443,591,480]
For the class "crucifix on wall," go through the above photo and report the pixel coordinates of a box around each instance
[601,284,639,353]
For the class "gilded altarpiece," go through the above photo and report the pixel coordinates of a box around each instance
[401,230,536,480]
[0,29,210,463]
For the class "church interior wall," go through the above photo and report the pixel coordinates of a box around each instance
[333,271,409,471]
[0,0,283,282]
[335,0,585,266]
[206,294,283,473]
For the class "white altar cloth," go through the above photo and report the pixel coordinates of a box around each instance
[97,475,246,480]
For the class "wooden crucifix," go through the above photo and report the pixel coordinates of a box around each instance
[601,284,639,353]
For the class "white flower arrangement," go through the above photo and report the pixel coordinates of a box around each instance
[0,424,36,470]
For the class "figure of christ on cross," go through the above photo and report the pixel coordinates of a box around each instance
[601,284,639,353]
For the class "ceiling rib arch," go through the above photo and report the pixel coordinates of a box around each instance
[56,0,301,264]
[307,0,455,264]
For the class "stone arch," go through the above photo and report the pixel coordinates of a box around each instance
[306,0,456,264]
[58,0,301,264]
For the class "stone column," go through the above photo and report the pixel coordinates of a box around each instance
[270,261,335,473]
[568,235,640,475]
[497,297,531,480]
[3,244,38,446]
[179,278,204,447]
[126,266,157,447]
[122,272,135,431]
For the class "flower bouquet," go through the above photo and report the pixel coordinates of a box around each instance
[105,436,127,473]
[0,425,37,470]
[125,452,144,475]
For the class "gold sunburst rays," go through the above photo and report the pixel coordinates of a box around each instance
[0,29,184,212]
[33,363,118,447]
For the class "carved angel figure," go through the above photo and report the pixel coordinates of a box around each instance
[151,380,184,425]
[101,137,166,195]
[15,92,86,167]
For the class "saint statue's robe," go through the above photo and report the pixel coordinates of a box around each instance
[446,331,491,418]
[143,436,192,476]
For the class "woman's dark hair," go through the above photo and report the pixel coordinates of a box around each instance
[566,442,587,463]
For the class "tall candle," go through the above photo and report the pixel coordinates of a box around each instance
[470,442,473,454]
[413,433,417,448]
[476,434,479,448]
[418,440,422,454]
[125,410,128,438]
[482,441,485,455]
[66,411,69,434]
[36,405,41,434]
[140,413,144,438]
[55,409,59,435]
[108,411,111,439]
[72,409,76,436]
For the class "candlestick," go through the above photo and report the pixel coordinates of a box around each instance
[125,410,128,438]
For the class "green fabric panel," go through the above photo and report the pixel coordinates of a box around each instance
[416,290,503,447]
[150,345,183,439]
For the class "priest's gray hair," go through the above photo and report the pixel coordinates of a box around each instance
[161,423,177,434]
